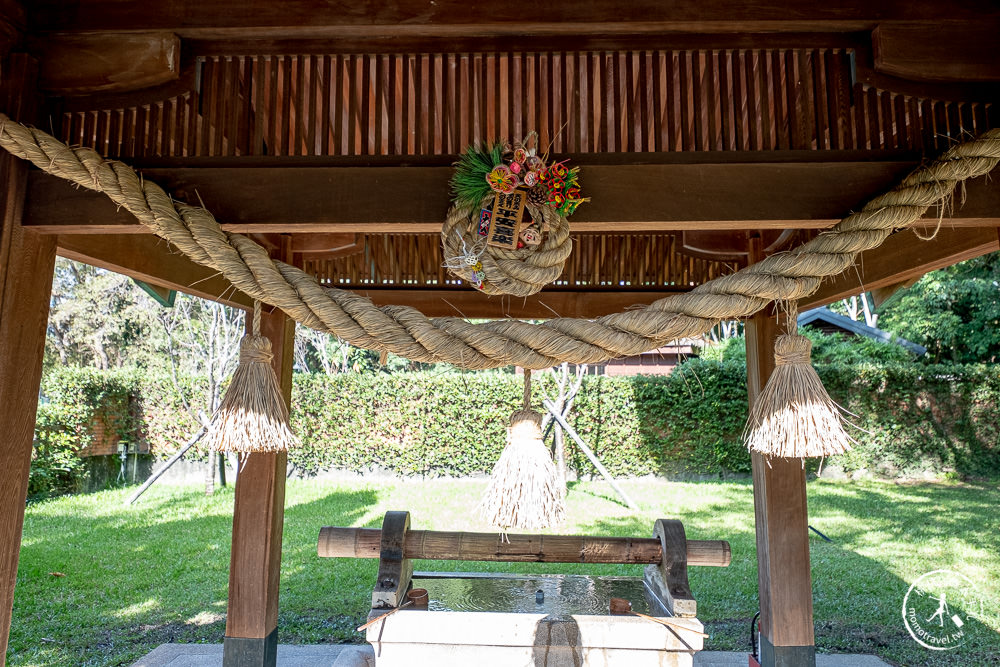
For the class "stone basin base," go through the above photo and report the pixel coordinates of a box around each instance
[365,574,703,667]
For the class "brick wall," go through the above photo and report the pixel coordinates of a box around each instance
[77,407,149,457]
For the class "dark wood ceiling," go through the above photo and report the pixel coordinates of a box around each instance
[8,0,1000,316]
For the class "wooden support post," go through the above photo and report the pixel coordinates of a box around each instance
[0,53,53,666]
[223,303,293,667]
[746,237,816,666]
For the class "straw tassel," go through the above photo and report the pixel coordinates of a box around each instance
[744,306,854,459]
[204,301,298,454]
[480,370,566,531]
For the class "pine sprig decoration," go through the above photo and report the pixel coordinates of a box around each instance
[450,142,503,208]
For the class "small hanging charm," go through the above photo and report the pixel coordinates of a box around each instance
[480,369,566,532]
[204,301,298,454]
[744,304,854,459]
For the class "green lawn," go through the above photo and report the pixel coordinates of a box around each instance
[9,478,1000,666]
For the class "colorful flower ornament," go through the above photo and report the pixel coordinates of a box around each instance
[486,165,518,194]
[447,132,588,293]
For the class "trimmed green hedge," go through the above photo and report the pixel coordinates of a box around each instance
[32,368,205,498]
[32,362,1000,496]
[820,364,1000,477]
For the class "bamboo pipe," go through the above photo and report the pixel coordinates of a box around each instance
[318,527,731,567]
[356,601,413,632]
[627,611,709,638]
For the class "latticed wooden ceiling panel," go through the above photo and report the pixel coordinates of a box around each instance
[57,49,994,160]
[301,234,733,291]
[46,45,996,296]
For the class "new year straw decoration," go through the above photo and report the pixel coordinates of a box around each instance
[744,304,854,459]
[204,301,298,454]
[480,369,566,531]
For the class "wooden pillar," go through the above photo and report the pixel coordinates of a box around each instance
[746,238,816,666]
[0,53,55,666]
[223,305,293,667]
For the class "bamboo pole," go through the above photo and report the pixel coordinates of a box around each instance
[127,427,206,505]
[318,527,731,567]
[542,399,640,511]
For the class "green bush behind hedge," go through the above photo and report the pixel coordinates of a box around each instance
[32,361,1000,496]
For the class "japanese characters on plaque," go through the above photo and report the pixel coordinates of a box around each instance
[484,190,527,249]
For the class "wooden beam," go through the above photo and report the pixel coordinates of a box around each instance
[23,158,1000,234]
[26,1,1000,38]
[874,24,1000,83]
[185,31,866,59]
[30,32,179,94]
[224,247,293,667]
[353,289,687,319]
[798,226,1000,310]
[53,234,683,316]
[746,238,815,667]
[0,53,51,667]
[0,1,24,57]
[55,234,252,308]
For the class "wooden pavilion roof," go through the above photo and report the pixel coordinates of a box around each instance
[9,1,1000,317]
[1,5,999,667]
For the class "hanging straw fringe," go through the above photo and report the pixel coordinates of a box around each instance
[480,370,566,531]
[204,301,298,454]
[744,305,854,459]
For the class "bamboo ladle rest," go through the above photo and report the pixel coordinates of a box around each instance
[318,511,731,618]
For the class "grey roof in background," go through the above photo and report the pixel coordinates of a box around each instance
[798,307,927,356]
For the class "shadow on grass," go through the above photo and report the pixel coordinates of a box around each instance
[565,480,629,508]
[11,479,1000,667]
[10,485,379,667]
[578,481,1000,667]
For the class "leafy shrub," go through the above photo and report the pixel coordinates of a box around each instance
[30,402,88,497]
[32,368,139,497]
[34,362,1000,491]
[700,329,917,365]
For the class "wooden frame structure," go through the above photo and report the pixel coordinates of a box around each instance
[1,2,999,666]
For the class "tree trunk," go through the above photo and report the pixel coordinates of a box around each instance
[205,451,215,496]
[554,423,567,487]
[218,453,227,487]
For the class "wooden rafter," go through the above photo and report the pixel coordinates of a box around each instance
[798,226,1000,310]
[55,234,252,309]
[49,50,995,161]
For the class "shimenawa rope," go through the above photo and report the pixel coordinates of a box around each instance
[1,113,997,371]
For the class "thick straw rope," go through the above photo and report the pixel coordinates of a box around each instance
[440,199,572,297]
[2,113,998,370]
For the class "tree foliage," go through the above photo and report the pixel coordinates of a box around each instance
[699,328,917,365]
[46,259,160,370]
[877,254,1000,363]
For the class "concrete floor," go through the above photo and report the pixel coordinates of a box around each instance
[132,644,891,666]
[131,644,374,667]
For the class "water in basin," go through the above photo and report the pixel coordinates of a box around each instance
[412,572,667,618]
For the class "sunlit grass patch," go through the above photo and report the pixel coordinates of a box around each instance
[9,477,999,666]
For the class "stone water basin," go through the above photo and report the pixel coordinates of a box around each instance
[365,572,703,667]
